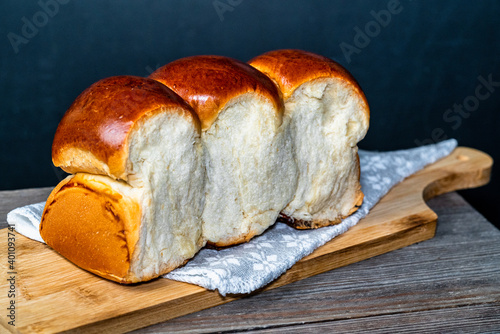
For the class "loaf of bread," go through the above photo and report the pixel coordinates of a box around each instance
[149,56,298,247]
[40,50,370,283]
[40,76,206,283]
[249,49,370,228]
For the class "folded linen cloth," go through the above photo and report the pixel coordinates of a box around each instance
[7,139,457,295]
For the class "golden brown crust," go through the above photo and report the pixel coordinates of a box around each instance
[40,174,142,283]
[249,49,369,115]
[52,76,199,180]
[206,229,260,248]
[149,56,284,130]
[279,189,364,229]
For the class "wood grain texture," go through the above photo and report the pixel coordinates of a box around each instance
[134,193,500,334]
[251,303,500,333]
[0,147,493,333]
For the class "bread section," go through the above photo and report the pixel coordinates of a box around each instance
[41,76,206,283]
[249,49,370,228]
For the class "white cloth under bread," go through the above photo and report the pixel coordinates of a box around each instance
[7,139,457,295]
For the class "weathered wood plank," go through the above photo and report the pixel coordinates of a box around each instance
[249,302,500,333]
[131,193,500,333]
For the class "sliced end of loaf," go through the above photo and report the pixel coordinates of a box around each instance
[279,77,368,227]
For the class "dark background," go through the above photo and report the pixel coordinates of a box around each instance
[1,0,499,227]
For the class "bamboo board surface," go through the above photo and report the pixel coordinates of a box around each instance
[0,147,493,333]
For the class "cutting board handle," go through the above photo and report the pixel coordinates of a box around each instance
[413,146,493,200]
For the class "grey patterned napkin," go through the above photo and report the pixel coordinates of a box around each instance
[7,139,457,295]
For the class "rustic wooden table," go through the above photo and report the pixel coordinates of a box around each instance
[1,187,499,333]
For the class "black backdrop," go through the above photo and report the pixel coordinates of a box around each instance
[1,0,499,227]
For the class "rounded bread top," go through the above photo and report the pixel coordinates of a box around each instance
[52,75,199,179]
[249,49,369,109]
[149,55,284,131]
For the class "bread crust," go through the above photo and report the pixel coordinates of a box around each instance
[249,49,369,120]
[278,189,364,229]
[40,173,142,283]
[149,55,284,130]
[52,76,200,181]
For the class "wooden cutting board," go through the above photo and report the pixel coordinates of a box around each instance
[0,147,493,334]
